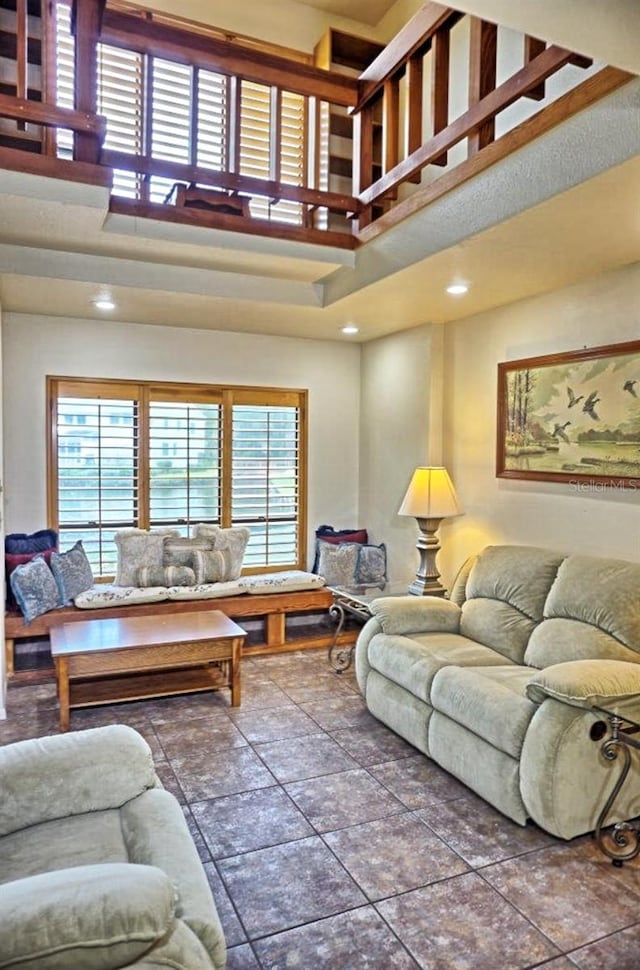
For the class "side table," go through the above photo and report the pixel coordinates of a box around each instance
[327,583,409,673]
[593,704,640,866]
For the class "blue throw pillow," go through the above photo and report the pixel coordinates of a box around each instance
[50,541,94,605]
[10,555,62,623]
[354,543,387,590]
[5,529,58,555]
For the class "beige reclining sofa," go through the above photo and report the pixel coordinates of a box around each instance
[355,545,640,839]
[0,725,225,969]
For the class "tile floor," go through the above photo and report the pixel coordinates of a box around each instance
[3,648,640,969]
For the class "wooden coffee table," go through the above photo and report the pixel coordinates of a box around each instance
[50,611,246,731]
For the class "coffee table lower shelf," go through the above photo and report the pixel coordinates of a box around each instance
[62,663,236,709]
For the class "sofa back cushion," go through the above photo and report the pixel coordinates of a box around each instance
[525,554,640,668]
[459,545,564,663]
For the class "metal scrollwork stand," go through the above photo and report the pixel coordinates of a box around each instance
[328,602,353,673]
[594,711,640,867]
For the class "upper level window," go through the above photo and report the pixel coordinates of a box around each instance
[48,377,307,577]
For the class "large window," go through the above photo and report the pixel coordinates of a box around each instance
[48,378,307,577]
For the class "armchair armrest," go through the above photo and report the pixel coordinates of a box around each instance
[526,659,640,711]
[0,725,158,837]
[369,595,461,636]
[0,863,175,970]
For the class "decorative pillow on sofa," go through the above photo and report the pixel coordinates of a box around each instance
[192,548,226,584]
[311,525,368,573]
[355,543,387,589]
[9,556,62,623]
[317,541,360,587]
[137,565,196,588]
[192,525,250,580]
[163,536,212,569]
[5,529,58,555]
[5,550,55,612]
[114,529,180,587]
[50,541,94,604]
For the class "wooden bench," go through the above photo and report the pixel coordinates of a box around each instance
[5,588,356,681]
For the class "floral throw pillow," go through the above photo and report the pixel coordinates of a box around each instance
[50,541,94,604]
[10,555,62,623]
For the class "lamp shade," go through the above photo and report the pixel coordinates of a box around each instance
[398,467,463,519]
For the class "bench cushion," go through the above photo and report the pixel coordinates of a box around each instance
[74,585,169,610]
[238,571,325,595]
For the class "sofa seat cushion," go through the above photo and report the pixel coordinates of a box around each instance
[430,665,537,759]
[367,632,512,704]
[237,570,325,594]
[166,581,245,601]
[74,584,169,609]
[0,862,176,970]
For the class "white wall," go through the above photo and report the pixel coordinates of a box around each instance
[359,323,442,586]
[2,314,361,569]
[440,262,640,582]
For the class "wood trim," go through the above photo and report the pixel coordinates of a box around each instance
[356,3,459,111]
[467,18,497,155]
[524,36,546,101]
[0,92,105,135]
[0,145,111,185]
[358,44,576,208]
[356,66,634,244]
[100,149,360,215]
[101,9,358,108]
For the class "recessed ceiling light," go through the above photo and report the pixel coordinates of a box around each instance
[341,325,359,335]
[94,298,116,311]
[446,283,469,296]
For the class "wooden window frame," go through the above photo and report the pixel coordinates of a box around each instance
[47,376,308,577]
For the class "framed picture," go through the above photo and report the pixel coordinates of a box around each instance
[497,340,640,488]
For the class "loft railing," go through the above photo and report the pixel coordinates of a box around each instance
[0,0,634,249]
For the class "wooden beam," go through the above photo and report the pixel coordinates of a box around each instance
[109,196,357,249]
[357,67,634,244]
[0,92,105,134]
[358,44,576,208]
[0,143,111,186]
[468,18,497,155]
[431,28,450,166]
[16,0,26,105]
[101,10,358,108]
[357,3,460,111]
[101,149,361,214]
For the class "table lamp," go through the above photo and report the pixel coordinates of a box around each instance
[398,466,463,596]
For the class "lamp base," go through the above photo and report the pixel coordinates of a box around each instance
[407,516,448,598]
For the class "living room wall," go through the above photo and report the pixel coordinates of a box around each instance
[1,313,362,570]
[439,261,640,581]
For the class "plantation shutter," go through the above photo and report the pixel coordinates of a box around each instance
[148,398,223,529]
[54,388,139,576]
[231,402,301,567]
[97,43,144,198]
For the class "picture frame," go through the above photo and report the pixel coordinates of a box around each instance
[496,340,640,488]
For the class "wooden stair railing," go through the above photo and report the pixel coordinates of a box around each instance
[352,2,634,238]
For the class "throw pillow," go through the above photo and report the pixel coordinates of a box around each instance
[317,540,360,587]
[163,536,212,569]
[9,556,62,623]
[312,525,368,572]
[192,548,226,584]
[114,529,179,587]
[5,549,55,612]
[50,540,94,604]
[5,529,58,555]
[355,542,387,589]
[137,565,196,587]
[192,525,251,580]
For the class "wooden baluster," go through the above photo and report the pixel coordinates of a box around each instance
[16,0,27,129]
[524,36,546,100]
[353,104,374,229]
[71,0,105,163]
[269,86,282,183]
[227,75,241,174]
[431,29,450,166]
[406,51,423,182]
[467,17,497,156]
[382,77,399,175]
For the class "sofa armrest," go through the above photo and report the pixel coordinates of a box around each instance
[0,725,158,837]
[0,863,176,970]
[526,659,640,711]
[369,595,461,636]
